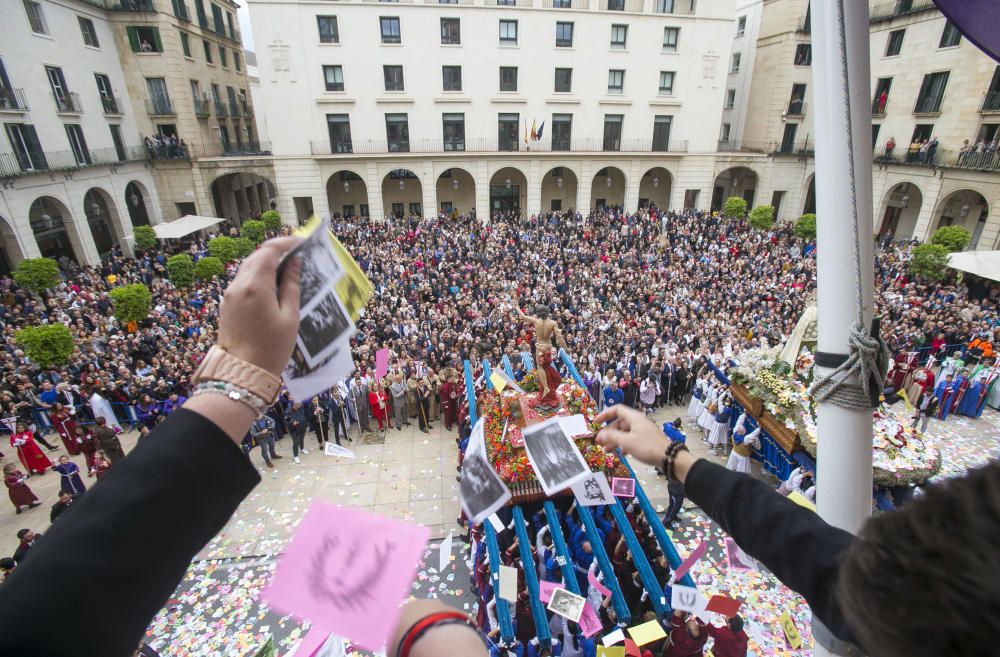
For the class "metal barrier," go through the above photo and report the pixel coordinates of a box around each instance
[25,402,138,437]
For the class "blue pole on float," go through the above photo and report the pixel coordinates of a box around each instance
[483,521,515,644]
[542,501,581,595]
[463,359,478,425]
[512,507,552,649]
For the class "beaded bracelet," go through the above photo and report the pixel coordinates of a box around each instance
[661,441,690,482]
[395,611,485,657]
[191,380,269,417]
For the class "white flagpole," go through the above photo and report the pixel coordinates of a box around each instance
[811,1,875,654]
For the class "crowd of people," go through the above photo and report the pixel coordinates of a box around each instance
[1,206,997,655]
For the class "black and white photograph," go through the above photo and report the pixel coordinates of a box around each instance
[521,417,591,496]
[460,419,512,525]
[570,473,613,507]
[546,587,586,623]
[283,339,354,401]
[291,228,344,312]
[298,290,352,367]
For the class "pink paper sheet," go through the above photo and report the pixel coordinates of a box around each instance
[673,540,707,581]
[263,499,431,651]
[375,348,389,379]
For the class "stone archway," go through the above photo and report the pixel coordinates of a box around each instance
[29,196,80,264]
[125,181,153,227]
[639,167,672,210]
[83,188,126,257]
[0,214,26,275]
[591,167,626,210]
[382,169,422,219]
[712,166,758,211]
[326,169,369,218]
[540,166,578,213]
[211,172,277,225]
[933,189,990,249]
[436,168,476,216]
[489,167,528,217]
[877,182,923,241]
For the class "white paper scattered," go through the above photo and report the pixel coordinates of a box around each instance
[323,442,356,458]
[558,414,590,438]
[670,584,708,614]
[439,531,453,573]
[602,628,626,646]
[487,513,505,532]
[499,564,518,602]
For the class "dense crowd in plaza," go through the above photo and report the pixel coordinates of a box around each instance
[1,205,998,655]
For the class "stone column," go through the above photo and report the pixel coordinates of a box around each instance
[578,160,594,212]
[365,162,383,220]
[526,159,541,217]
[475,160,489,221]
[421,161,437,219]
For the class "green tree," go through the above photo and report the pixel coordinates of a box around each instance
[795,213,817,241]
[167,254,195,287]
[133,225,157,251]
[748,205,775,231]
[15,324,75,368]
[109,283,152,323]
[234,236,256,258]
[930,225,971,253]
[260,210,282,232]
[241,219,266,244]
[194,256,225,280]
[908,243,951,281]
[13,258,61,293]
[208,236,240,263]
[722,196,748,218]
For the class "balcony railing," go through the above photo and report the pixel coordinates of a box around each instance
[0,145,149,176]
[542,0,580,7]
[145,98,175,115]
[174,1,190,21]
[913,96,944,114]
[54,92,84,113]
[655,0,696,15]
[228,100,240,117]
[101,95,123,114]
[81,0,155,10]
[785,101,807,118]
[873,145,940,166]
[241,101,253,119]
[945,149,1000,172]
[184,141,271,158]
[980,91,1000,113]
[872,97,889,117]
[604,0,644,11]
[214,101,228,117]
[0,88,29,112]
[228,26,241,43]
[193,98,211,117]
[717,140,773,153]
[427,0,476,4]
[869,0,936,24]
[483,0,532,6]
[309,137,688,155]
[772,140,814,157]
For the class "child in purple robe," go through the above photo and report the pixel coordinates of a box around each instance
[53,456,87,496]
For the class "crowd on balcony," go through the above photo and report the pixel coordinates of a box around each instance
[142,134,188,160]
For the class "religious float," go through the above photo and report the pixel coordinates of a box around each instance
[728,341,942,487]
[478,371,631,503]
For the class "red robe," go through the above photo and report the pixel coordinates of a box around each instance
[369,389,390,428]
[536,349,562,407]
[10,431,53,475]
[49,410,81,455]
[4,470,38,509]
[440,381,459,429]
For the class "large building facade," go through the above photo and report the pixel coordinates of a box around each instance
[1,0,273,271]
[247,0,739,222]
[721,0,1000,250]
[1,0,160,270]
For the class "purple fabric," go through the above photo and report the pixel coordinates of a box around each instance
[933,0,1000,62]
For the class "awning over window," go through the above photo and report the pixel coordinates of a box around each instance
[150,215,225,240]
[947,250,1000,282]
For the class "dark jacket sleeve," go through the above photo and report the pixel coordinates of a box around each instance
[0,408,261,657]
[683,459,856,643]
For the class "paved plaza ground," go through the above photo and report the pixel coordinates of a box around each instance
[2,402,997,656]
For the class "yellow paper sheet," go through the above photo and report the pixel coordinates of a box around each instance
[898,388,914,413]
[626,619,667,646]
[780,611,803,649]
[597,648,625,657]
[787,491,816,512]
[489,371,507,392]
[292,216,373,322]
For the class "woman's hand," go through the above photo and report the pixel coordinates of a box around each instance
[217,236,303,378]
[593,404,669,467]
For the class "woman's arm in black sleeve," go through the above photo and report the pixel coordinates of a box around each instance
[0,408,261,657]
[683,459,856,642]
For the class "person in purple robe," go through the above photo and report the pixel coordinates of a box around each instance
[934,374,956,420]
[53,456,86,496]
[159,393,187,416]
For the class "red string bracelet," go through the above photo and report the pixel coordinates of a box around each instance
[396,611,483,657]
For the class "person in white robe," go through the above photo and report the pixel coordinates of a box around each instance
[726,414,760,473]
[89,390,121,433]
[707,394,733,452]
[697,385,718,435]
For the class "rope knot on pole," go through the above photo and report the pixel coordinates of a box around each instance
[809,320,889,410]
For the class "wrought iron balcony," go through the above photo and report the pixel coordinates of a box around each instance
[145,97,175,116]
[101,95,123,115]
[309,137,689,155]
[0,88,29,112]
[0,145,150,176]
[214,101,228,117]
[193,98,212,117]
[54,92,84,113]
[869,0,936,24]
[980,91,1000,113]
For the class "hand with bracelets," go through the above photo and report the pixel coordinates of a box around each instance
[593,405,699,483]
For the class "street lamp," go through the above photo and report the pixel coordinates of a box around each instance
[960,204,971,219]
[653,176,659,188]
[343,181,350,193]
[556,177,563,188]
[453,179,459,190]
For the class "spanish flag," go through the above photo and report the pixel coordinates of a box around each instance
[530,119,538,141]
